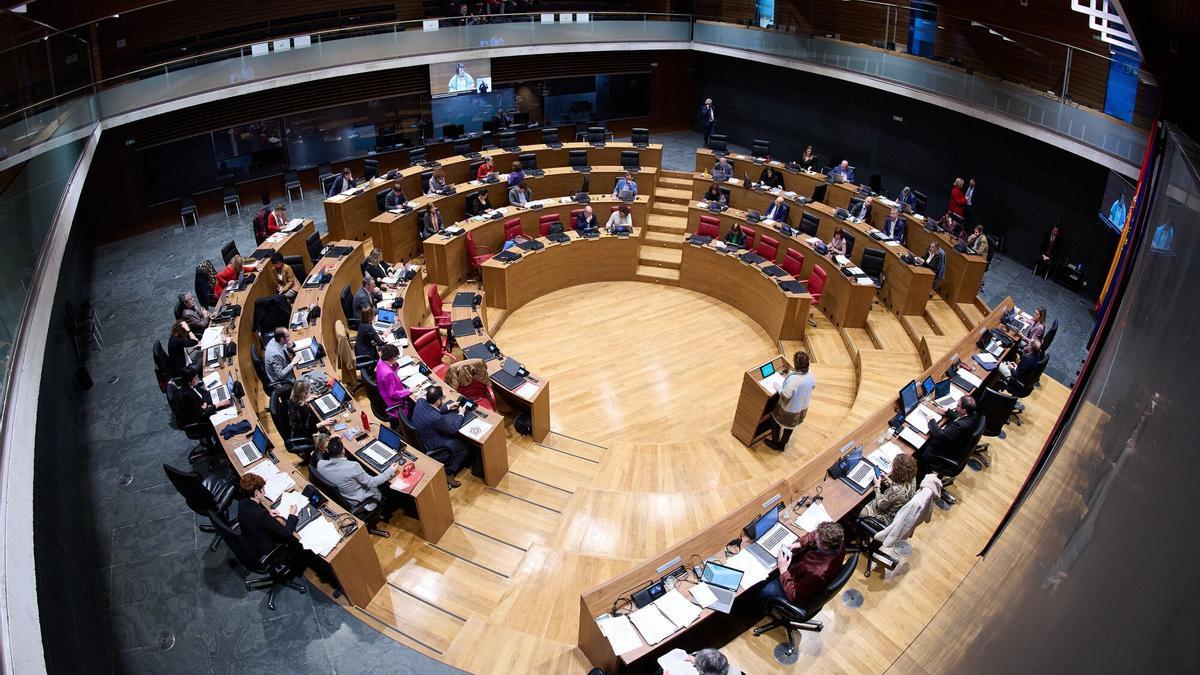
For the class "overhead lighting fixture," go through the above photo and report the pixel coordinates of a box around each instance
[10,3,28,13]
[1002,36,1015,42]
[1071,0,1138,54]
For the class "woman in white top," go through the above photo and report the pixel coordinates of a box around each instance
[605,204,633,234]
[768,351,815,451]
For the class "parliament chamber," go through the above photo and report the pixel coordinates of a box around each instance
[4,2,1196,675]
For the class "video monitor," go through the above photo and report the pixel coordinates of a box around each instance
[430,59,492,97]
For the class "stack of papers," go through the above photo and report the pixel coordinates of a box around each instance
[795,501,833,533]
[898,426,927,449]
[856,276,876,286]
[834,254,851,266]
[276,490,309,515]
[460,417,495,441]
[628,604,678,645]
[249,461,296,500]
[402,373,429,390]
[297,517,341,556]
[209,406,239,426]
[515,381,540,400]
[867,442,904,473]
[658,649,699,675]
[723,549,771,589]
[596,615,642,656]
[885,240,903,247]
[688,582,719,608]
[266,232,288,243]
[199,326,224,349]
[654,589,702,629]
[905,404,941,431]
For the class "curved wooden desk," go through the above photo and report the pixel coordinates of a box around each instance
[481,228,642,313]
[690,176,936,316]
[577,297,1018,673]
[678,237,812,342]
[866,197,988,305]
[247,219,317,274]
[694,147,861,208]
[432,195,649,291]
[326,142,663,242]
[369,166,656,266]
[685,204,876,328]
[448,294,552,442]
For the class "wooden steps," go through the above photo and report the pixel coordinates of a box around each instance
[635,264,680,285]
[651,201,688,217]
[643,230,683,248]
[653,186,692,204]
[658,175,693,190]
[646,213,686,234]
[638,245,682,269]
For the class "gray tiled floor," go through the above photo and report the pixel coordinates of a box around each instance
[80,132,1088,672]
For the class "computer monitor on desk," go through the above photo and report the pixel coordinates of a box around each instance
[899,380,919,415]
[921,376,936,398]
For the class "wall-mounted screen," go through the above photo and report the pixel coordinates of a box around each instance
[430,59,492,98]
[431,88,515,135]
[1099,170,1136,234]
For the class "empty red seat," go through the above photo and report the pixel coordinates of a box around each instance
[806,265,828,304]
[503,218,522,241]
[757,235,779,261]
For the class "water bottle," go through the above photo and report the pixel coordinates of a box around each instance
[360,411,370,432]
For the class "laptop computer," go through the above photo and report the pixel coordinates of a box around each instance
[746,503,799,568]
[356,426,415,471]
[203,343,226,367]
[372,308,397,332]
[312,380,349,418]
[232,427,269,467]
[700,561,744,613]
[933,379,957,408]
[205,372,234,405]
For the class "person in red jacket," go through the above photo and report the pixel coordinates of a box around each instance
[757,521,846,607]
[213,255,244,297]
[948,177,968,220]
[266,203,288,234]
[476,156,495,180]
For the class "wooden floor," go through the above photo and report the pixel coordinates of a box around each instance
[308,278,1071,674]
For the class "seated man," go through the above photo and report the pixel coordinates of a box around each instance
[327,167,356,196]
[758,522,846,607]
[919,396,980,478]
[574,205,600,232]
[759,165,785,190]
[712,157,734,182]
[173,366,225,429]
[613,171,638,198]
[850,195,873,221]
[508,179,533,207]
[967,224,990,259]
[763,195,789,223]
[881,208,906,243]
[420,205,445,240]
[353,275,382,324]
[264,327,302,387]
[411,386,473,489]
[831,160,855,183]
[267,251,297,296]
[895,186,917,211]
[384,180,407,209]
[315,437,397,512]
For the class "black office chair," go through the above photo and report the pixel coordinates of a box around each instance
[250,342,269,387]
[753,551,861,659]
[453,139,471,155]
[856,487,929,577]
[153,339,173,392]
[375,190,388,213]
[409,146,428,167]
[220,240,239,266]
[751,139,771,157]
[164,381,219,460]
[926,415,985,508]
[1041,320,1059,354]
[339,285,358,330]
[468,160,484,179]
[1004,354,1049,426]
[361,374,403,430]
[420,171,434,195]
[569,149,590,172]
[799,213,820,237]
[541,127,560,147]
[586,126,606,145]
[283,171,303,201]
[220,179,240,217]
[620,150,640,173]
[363,159,379,180]
[631,127,650,147]
[317,163,335,195]
[913,190,929,215]
[719,186,732,204]
[978,386,1018,440]
[308,461,390,537]
[848,196,864,216]
[498,130,518,150]
[518,151,538,172]
[163,464,238,551]
[180,196,199,227]
[282,255,305,281]
[209,510,307,611]
[859,248,886,286]
[708,133,728,153]
[306,232,323,265]
[396,409,424,452]
[841,231,856,257]
[868,173,883,194]
[268,387,316,463]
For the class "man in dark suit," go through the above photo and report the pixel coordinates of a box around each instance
[411,386,473,488]
[574,205,599,232]
[174,366,220,427]
[327,167,356,197]
[918,396,980,478]
[420,205,445,240]
[353,275,381,323]
[699,98,716,146]
[236,473,300,559]
[882,208,906,244]
[384,180,407,209]
[1034,226,1061,278]
[763,196,789,223]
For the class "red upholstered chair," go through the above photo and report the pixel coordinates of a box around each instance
[782,248,805,277]
[427,283,452,331]
[457,380,496,411]
[412,327,452,378]
[739,227,756,250]
[539,213,560,236]
[570,209,583,223]
[806,265,828,304]
[697,216,720,239]
[503,218,523,241]
[466,232,494,278]
[757,235,779,261]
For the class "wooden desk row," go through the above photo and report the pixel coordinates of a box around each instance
[694,147,861,209]
[578,297,1018,672]
[252,219,317,274]
[325,142,663,244]
[685,204,876,329]
[431,195,650,291]
[690,177,937,317]
[369,166,656,269]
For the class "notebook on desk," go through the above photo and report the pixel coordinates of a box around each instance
[760,265,787,277]
[451,319,478,337]
[462,343,496,362]
[491,369,524,391]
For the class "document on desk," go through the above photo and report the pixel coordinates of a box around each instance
[249,462,296,500]
[297,516,341,556]
[856,276,876,286]
[199,326,224,350]
[515,381,540,400]
[957,369,984,389]
[898,426,927,450]
[596,614,643,656]
[209,406,239,427]
[760,371,785,394]
[723,549,771,590]
[628,604,678,646]
[658,648,699,675]
[293,336,315,351]
[277,490,309,515]
[867,442,904,473]
[688,582,719,609]
[904,404,941,431]
[885,240,903,247]
[459,417,494,442]
[795,502,833,533]
[654,589,702,629]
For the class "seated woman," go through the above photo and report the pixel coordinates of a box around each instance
[858,454,918,525]
[702,182,726,205]
[828,228,848,256]
[724,223,748,248]
[375,343,413,420]
[287,378,334,444]
[360,248,392,285]
[443,358,495,411]
[425,169,449,196]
